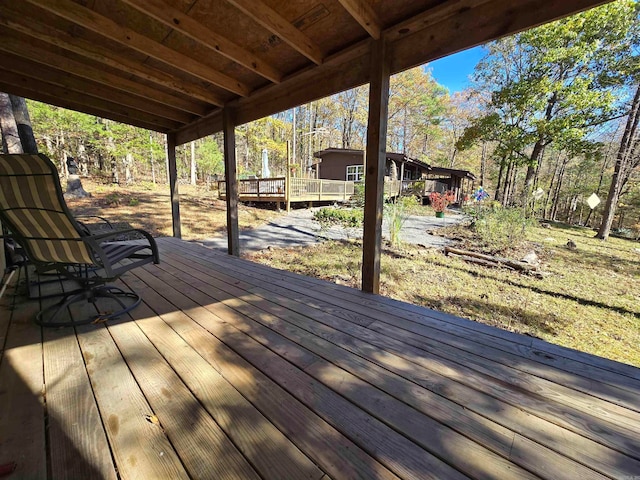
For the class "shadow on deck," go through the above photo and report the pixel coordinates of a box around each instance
[1,237,640,479]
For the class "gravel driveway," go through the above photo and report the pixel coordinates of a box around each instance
[201,208,467,253]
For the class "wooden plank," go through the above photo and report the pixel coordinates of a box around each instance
[388,0,611,73]
[362,38,389,294]
[178,236,640,388]
[223,107,239,256]
[75,323,190,479]
[0,34,207,116]
[225,0,324,64]
[167,133,182,238]
[159,247,640,479]
[336,0,382,39]
[169,241,640,418]
[173,0,606,144]
[0,80,174,133]
[27,0,251,97]
[121,0,282,83]
[156,253,565,479]
[0,296,46,478]
[0,7,223,105]
[117,278,325,480]
[0,54,195,124]
[104,316,261,480]
[126,268,400,480]
[136,260,470,479]
[43,328,117,479]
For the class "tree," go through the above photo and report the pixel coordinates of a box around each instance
[597,84,640,239]
[461,1,640,209]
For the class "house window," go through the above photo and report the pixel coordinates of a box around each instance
[346,165,364,181]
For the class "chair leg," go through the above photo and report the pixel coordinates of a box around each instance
[35,285,141,327]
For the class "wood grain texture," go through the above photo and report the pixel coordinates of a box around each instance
[126,268,400,480]
[223,107,239,256]
[105,316,261,480]
[0,297,46,479]
[75,324,190,480]
[162,241,640,478]
[225,0,324,64]
[26,0,251,96]
[121,0,283,83]
[118,280,325,480]
[336,0,382,38]
[43,328,117,480]
[1,237,638,479]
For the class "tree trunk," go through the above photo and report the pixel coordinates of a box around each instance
[597,84,640,240]
[190,140,197,185]
[480,142,487,187]
[0,92,23,153]
[494,154,506,201]
[8,95,38,154]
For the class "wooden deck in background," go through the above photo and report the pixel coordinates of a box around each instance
[1,237,640,479]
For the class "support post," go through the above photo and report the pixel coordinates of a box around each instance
[166,132,181,238]
[361,39,390,294]
[285,140,291,212]
[223,107,240,256]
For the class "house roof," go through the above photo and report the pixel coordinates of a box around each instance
[0,0,609,145]
[429,166,477,180]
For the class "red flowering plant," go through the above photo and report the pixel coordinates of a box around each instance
[429,190,456,212]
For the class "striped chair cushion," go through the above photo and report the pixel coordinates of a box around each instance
[0,154,94,265]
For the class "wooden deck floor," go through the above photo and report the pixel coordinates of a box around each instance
[1,237,640,479]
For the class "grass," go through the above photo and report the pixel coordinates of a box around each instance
[66,179,279,239]
[248,223,640,367]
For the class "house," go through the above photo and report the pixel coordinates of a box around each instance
[312,148,475,203]
[312,148,431,182]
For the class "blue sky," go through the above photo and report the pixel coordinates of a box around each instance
[425,46,487,93]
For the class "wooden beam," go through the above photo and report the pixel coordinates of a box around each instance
[26,0,251,97]
[167,133,182,238]
[174,41,370,144]
[336,0,382,39]
[120,0,282,84]
[0,9,225,106]
[222,107,240,257]
[0,78,175,132]
[388,0,612,72]
[361,38,390,294]
[174,0,608,144]
[224,0,324,64]
[0,52,194,124]
[0,35,206,117]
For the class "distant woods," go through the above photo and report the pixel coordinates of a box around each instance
[23,1,640,240]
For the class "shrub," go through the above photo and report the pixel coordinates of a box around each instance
[349,183,365,208]
[384,195,419,247]
[473,206,534,252]
[313,207,363,229]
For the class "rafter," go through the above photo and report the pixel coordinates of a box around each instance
[0,9,225,106]
[224,0,324,65]
[2,54,194,124]
[0,34,206,117]
[25,0,251,97]
[121,0,283,84]
[335,0,381,39]
[0,74,176,132]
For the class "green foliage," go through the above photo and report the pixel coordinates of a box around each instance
[473,206,535,252]
[384,195,419,247]
[349,183,366,208]
[313,208,363,229]
[197,136,224,178]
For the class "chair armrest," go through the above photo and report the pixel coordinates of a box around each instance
[83,228,160,275]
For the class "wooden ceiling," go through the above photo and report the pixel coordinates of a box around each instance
[0,0,610,145]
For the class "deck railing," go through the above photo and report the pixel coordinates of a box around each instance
[401,179,448,196]
[218,177,354,202]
